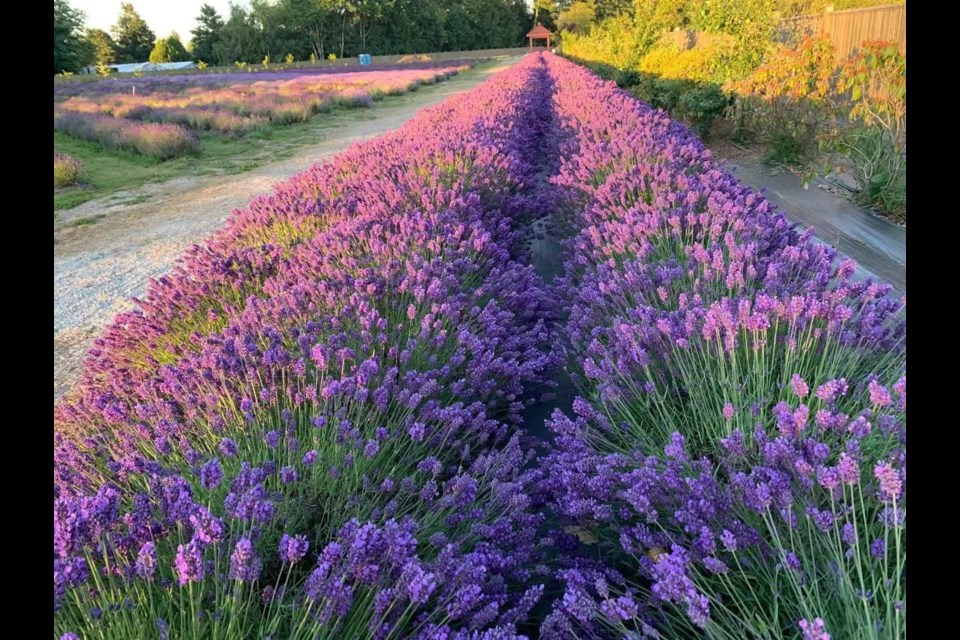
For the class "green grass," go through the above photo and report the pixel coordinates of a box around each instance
[52,120,338,212]
[53,63,493,213]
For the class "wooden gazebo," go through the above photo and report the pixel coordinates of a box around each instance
[527,24,553,49]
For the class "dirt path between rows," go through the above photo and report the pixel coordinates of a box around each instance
[53,57,524,402]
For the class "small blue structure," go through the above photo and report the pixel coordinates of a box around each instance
[358,53,372,65]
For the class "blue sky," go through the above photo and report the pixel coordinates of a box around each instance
[73,1,234,43]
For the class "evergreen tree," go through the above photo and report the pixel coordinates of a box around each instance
[149,38,172,63]
[54,0,91,74]
[166,32,190,61]
[86,28,117,70]
[112,3,156,62]
[191,4,226,64]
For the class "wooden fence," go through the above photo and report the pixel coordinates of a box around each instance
[777,3,906,60]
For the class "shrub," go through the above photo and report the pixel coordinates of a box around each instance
[561,14,638,68]
[614,68,640,88]
[638,36,747,85]
[834,41,906,220]
[54,112,201,160]
[677,83,728,137]
[725,35,839,166]
[54,152,83,187]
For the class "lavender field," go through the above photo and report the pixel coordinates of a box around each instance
[54,52,905,639]
[54,63,472,160]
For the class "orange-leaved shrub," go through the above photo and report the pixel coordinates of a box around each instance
[725,35,839,165]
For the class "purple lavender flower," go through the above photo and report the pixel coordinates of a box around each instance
[874,462,902,500]
[134,541,158,581]
[722,403,735,421]
[364,439,380,458]
[174,540,204,585]
[279,466,298,485]
[278,534,309,564]
[799,617,831,640]
[200,458,223,490]
[229,538,262,582]
[403,562,437,605]
[302,449,318,467]
[189,507,225,544]
[868,380,892,408]
[719,529,737,552]
[790,374,810,399]
[264,430,280,449]
[837,453,860,485]
[408,422,425,441]
[219,438,238,458]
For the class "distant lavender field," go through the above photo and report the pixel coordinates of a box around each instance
[52,59,480,98]
[53,62,474,159]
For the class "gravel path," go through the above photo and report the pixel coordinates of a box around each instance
[53,57,523,402]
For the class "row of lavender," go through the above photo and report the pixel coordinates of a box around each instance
[537,53,906,639]
[54,55,557,638]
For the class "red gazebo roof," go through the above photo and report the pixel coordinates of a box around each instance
[527,24,553,38]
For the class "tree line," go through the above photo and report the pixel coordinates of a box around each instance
[55,0,532,74]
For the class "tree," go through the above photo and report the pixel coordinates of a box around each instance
[191,4,225,64]
[166,32,190,61]
[598,0,634,18]
[558,0,597,33]
[277,0,337,61]
[533,0,558,28]
[351,0,382,52]
[217,3,261,64]
[334,0,354,59]
[149,38,172,63]
[54,0,91,74]
[86,28,116,70]
[112,3,156,63]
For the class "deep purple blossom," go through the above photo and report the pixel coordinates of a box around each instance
[199,458,223,490]
[174,541,204,585]
[278,534,310,564]
[279,466,298,485]
[135,541,158,581]
[229,538,262,582]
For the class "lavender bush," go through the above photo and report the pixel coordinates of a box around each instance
[54,55,556,639]
[537,53,906,639]
[54,152,83,187]
[54,112,201,160]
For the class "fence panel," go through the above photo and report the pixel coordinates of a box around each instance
[776,4,906,59]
